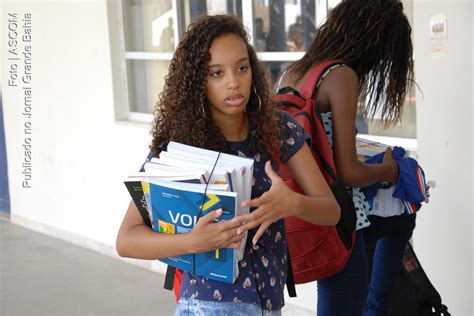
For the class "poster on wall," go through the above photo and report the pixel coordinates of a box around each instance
[430,13,448,58]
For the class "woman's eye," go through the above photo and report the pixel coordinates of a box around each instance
[210,71,222,77]
[239,66,249,72]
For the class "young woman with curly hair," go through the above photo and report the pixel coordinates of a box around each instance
[116,15,340,315]
[279,0,416,315]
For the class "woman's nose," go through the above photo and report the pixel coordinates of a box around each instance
[227,73,239,90]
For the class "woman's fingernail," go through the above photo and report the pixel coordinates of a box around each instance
[237,228,241,235]
[216,208,222,215]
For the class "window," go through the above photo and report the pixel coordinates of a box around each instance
[121,0,242,120]
[120,0,318,119]
[117,0,416,143]
[251,0,320,83]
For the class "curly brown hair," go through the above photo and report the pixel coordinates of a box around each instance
[150,15,280,162]
[287,0,414,124]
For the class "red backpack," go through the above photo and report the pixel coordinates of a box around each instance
[273,60,357,289]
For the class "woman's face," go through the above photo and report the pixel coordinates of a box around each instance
[205,33,252,121]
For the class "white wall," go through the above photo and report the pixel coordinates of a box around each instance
[2,1,152,257]
[414,1,473,315]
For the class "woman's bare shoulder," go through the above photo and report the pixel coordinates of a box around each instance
[322,64,358,87]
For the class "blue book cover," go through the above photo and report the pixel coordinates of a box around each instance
[148,179,239,283]
[145,180,200,273]
[193,192,238,283]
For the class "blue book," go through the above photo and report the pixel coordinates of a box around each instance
[125,172,208,229]
[193,191,239,283]
[147,179,240,283]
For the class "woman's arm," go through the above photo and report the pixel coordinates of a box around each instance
[320,66,398,187]
[237,143,340,244]
[116,201,244,259]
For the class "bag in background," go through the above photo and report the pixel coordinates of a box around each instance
[389,242,450,316]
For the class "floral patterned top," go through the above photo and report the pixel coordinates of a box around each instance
[179,110,309,311]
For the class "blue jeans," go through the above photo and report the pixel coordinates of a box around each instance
[175,297,282,316]
[317,229,368,316]
[363,214,416,316]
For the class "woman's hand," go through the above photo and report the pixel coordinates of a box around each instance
[383,148,400,184]
[189,208,245,253]
[235,161,296,245]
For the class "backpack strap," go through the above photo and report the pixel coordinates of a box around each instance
[309,139,337,181]
[276,86,302,96]
[164,266,176,291]
[286,245,297,297]
[299,60,345,99]
[300,60,345,182]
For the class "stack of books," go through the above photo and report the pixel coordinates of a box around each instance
[124,141,254,284]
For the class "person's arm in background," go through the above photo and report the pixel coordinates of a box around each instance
[318,66,398,188]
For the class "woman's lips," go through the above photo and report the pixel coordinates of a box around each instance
[225,95,244,106]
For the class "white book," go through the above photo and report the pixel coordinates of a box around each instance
[143,162,210,180]
[159,151,242,198]
[167,141,254,201]
[155,154,234,188]
[356,137,411,160]
[367,186,405,218]
[147,159,210,173]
